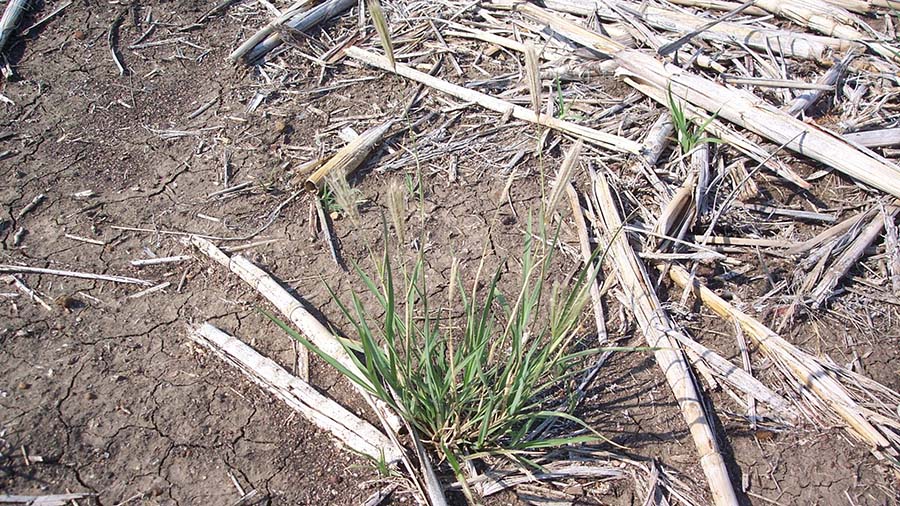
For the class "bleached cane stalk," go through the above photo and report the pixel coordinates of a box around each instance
[0,265,151,285]
[524,42,542,118]
[615,50,900,198]
[345,47,642,154]
[188,236,402,429]
[522,3,900,196]
[667,264,900,465]
[809,206,900,307]
[785,53,854,117]
[0,0,27,54]
[820,0,870,14]
[653,176,696,250]
[188,236,455,503]
[244,0,357,62]
[228,0,313,62]
[749,0,900,62]
[190,323,401,462]
[543,0,858,62]
[666,0,768,16]
[624,78,810,190]
[565,184,607,344]
[844,128,900,148]
[305,121,394,192]
[591,172,739,506]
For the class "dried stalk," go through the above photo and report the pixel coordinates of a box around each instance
[248,0,356,61]
[228,0,312,61]
[809,206,899,307]
[721,76,835,90]
[668,264,900,465]
[445,25,526,53]
[544,0,857,62]
[130,255,193,267]
[0,493,94,505]
[821,0,870,14]
[654,176,696,250]
[4,275,53,312]
[615,50,900,198]
[345,47,642,153]
[653,313,796,421]
[516,2,720,72]
[190,323,401,462]
[305,121,393,191]
[693,143,711,216]
[591,171,738,506]
[525,4,899,195]
[517,183,619,440]
[17,194,45,219]
[128,281,171,299]
[523,4,813,190]
[108,8,127,75]
[785,53,854,117]
[0,265,151,285]
[884,207,900,295]
[782,208,876,255]
[628,113,673,199]
[666,0,768,16]
[0,0,27,53]
[844,128,900,148]
[565,184,607,343]
[189,236,394,422]
[750,0,899,62]
[191,236,458,506]
[190,237,450,506]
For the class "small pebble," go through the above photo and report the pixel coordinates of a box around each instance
[73,30,86,40]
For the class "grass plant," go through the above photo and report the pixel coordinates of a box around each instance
[267,203,610,498]
[667,86,719,155]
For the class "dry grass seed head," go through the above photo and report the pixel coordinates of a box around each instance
[388,178,408,244]
[325,173,362,226]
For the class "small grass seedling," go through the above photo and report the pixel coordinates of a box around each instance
[667,85,720,155]
[553,77,584,121]
[319,184,340,213]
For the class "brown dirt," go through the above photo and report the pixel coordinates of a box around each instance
[1,1,899,505]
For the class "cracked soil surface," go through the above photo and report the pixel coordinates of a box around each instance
[2,1,900,505]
